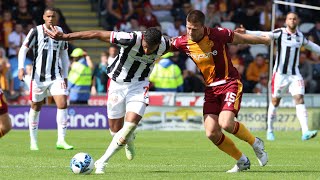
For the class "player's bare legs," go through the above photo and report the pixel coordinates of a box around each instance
[29,101,43,150]
[267,97,281,141]
[95,103,145,174]
[53,95,73,150]
[0,113,12,138]
[204,113,250,172]
[108,117,134,160]
[293,94,317,140]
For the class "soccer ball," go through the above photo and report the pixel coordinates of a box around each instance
[70,152,94,175]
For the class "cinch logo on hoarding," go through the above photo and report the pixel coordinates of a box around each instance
[68,108,108,128]
[9,112,29,128]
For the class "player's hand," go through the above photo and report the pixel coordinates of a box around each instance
[45,25,65,40]
[18,68,25,81]
[234,24,246,34]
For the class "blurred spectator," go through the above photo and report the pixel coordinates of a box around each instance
[223,0,246,21]
[245,53,268,93]
[253,73,268,94]
[232,1,260,30]
[132,0,144,18]
[8,23,25,58]
[12,0,36,27]
[0,56,14,99]
[307,19,320,45]
[166,17,186,37]
[299,51,317,93]
[21,63,32,96]
[278,0,296,15]
[275,15,286,29]
[205,2,222,28]
[92,51,109,95]
[173,2,193,26]
[106,0,134,31]
[259,2,282,31]
[116,17,141,32]
[9,47,32,93]
[68,48,94,105]
[149,52,184,92]
[229,44,245,77]
[138,2,160,29]
[183,57,205,92]
[29,0,46,25]
[0,11,15,50]
[108,44,119,64]
[149,0,173,22]
[191,0,209,14]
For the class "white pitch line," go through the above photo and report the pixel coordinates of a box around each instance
[0,164,303,169]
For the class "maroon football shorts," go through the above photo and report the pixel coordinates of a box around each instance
[203,79,243,117]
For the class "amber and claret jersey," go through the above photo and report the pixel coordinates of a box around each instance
[171,27,240,86]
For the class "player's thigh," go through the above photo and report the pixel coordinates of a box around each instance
[289,75,305,96]
[30,81,49,102]
[126,81,150,105]
[272,73,289,98]
[48,79,68,96]
[126,101,146,123]
[52,95,68,109]
[107,81,126,119]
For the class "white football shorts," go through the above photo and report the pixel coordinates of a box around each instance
[107,79,150,119]
[271,72,305,98]
[29,78,68,102]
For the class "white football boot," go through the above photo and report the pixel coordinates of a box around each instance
[227,157,251,173]
[253,137,268,166]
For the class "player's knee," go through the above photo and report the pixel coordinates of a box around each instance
[294,95,304,104]
[272,98,280,107]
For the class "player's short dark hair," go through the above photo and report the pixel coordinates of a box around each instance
[187,10,205,26]
[44,7,57,14]
[144,27,162,47]
[286,11,298,18]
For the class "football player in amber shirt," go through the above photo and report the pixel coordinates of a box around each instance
[171,10,270,173]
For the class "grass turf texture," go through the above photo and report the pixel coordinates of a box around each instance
[1,130,319,180]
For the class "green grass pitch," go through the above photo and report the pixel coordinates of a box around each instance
[1,130,319,179]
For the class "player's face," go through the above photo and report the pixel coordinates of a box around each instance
[285,13,298,30]
[43,10,57,28]
[142,40,159,55]
[186,21,204,42]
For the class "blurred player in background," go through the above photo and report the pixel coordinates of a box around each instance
[237,12,319,141]
[171,10,270,172]
[18,8,73,151]
[0,88,11,138]
[46,26,171,174]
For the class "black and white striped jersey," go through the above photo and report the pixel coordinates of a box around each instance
[248,27,320,75]
[271,28,308,75]
[108,31,170,82]
[18,25,69,82]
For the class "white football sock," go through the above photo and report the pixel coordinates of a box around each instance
[267,103,277,133]
[57,108,68,142]
[29,108,40,144]
[98,122,137,163]
[109,129,116,137]
[296,104,309,134]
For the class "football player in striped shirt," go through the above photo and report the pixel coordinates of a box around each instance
[238,12,319,141]
[18,8,73,151]
[46,26,171,174]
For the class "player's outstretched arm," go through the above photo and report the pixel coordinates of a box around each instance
[304,40,320,55]
[45,25,112,42]
[232,32,271,45]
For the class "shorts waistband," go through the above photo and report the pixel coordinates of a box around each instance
[207,80,227,87]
